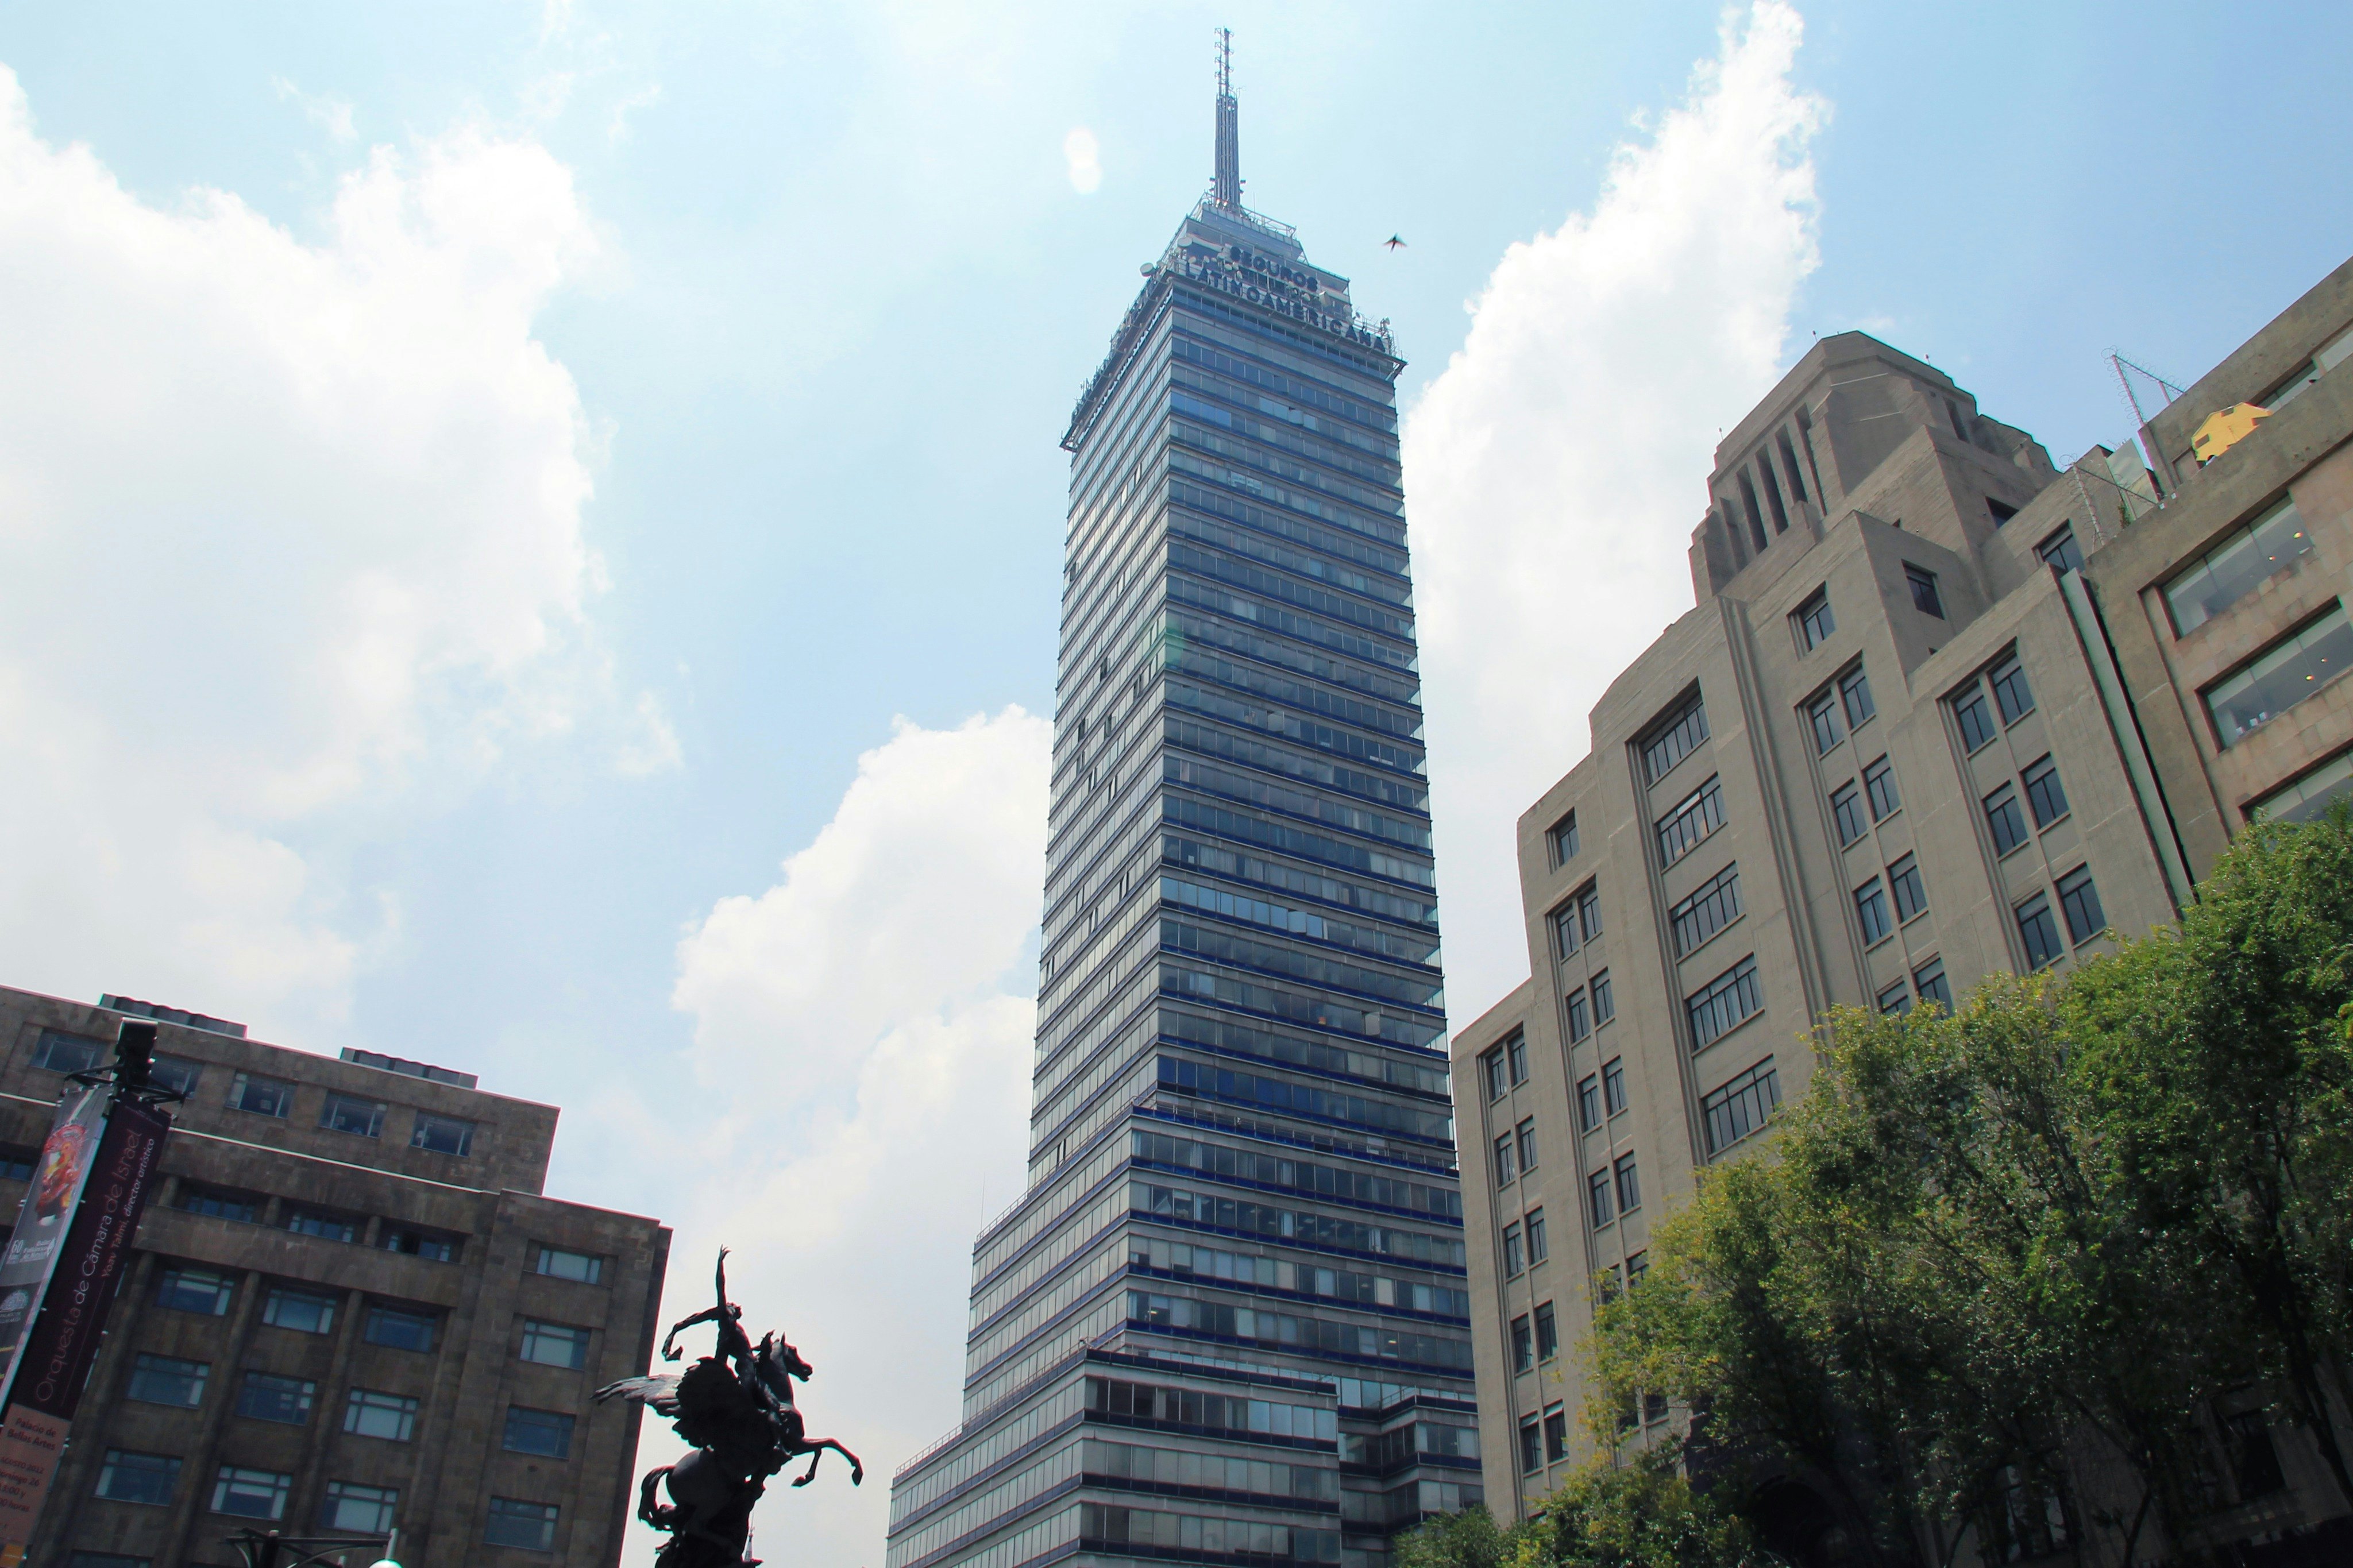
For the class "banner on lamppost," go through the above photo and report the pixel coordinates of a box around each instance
[0,1086,171,1565]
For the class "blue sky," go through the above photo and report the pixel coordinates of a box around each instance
[0,3,2347,1561]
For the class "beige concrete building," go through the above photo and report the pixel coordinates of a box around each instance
[1449,257,2353,1562]
[0,984,670,1568]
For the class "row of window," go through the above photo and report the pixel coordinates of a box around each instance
[1492,1119,1537,1188]
[1499,1209,1547,1275]
[124,1351,573,1454]
[1985,753,2070,855]
[90,1451,558,1548]
[1564,972,1614,1042]
[1479,1031,1529,1100]
[1576,1057,1626,1133]
[1791,569,1944,662]
[1508,1301,1559,1373]
[1854,853,1929,946]
[1876,958,1953,1017]
[1587,1156,1641,1228]
[1549,884,1603,959]
[2205,601,2353,751]
[153,1265,597,1367]
[1830,753,1902,844]
[1701,1058,1780,1156]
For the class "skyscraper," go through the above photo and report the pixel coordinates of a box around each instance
[886,43,1473,1568]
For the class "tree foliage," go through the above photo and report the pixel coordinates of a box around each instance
[1397,1448,1769,1568]
[1572,806,2353,1565]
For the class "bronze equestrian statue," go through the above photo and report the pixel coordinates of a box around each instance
[596,1250,863,1566]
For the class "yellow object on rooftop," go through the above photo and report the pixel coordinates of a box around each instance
[2190,402,2271,465]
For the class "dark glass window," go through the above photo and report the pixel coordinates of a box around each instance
[1507,1033,1528,1084]
[1914,958,1952,1011]
[1625,1251,1648,1288]
[1877,980,1912,1015]
[2249,748,2353,824]
[1578,887,1603,943]
[32,1029,104,1075]
[319,1093,385,1139]
[283,1206,358,1244]
[1518,1419,1542,1474]
[95,1450,182,1507]
[1985,783,2030,855]
[2017,894,2063,970]
[128,1354,208,1409]
[1807,692,1843,755]
[1831,782,1866,845]
[157,1268,235,1316]
[211,1465,291,1520]
[1641,693,1708,784]
[1687,956,1762,1050]
[1526,1208,1548,1262]
[180,1184,260,1225]
[1510,1315,1533,1373]
[381,1226,461,1264]
[1864,755,1901,821]
[1502,1223,1525,1275]
[1544,1404,1569,1463]
[1988,497,2019,526]
[367,1306,439,1354]
[237,1372,315,1426]
[2205,605,2353,748]
[1576,1076,1600,1132]
[537,1246,603,1284]
[1516,1118,1538,1174]
[2058,866,2105,945]
[1602,1059,1627,1118]
[1492,1134,1515,1187]
[1550,902,1581,959]
[226,1072,292,1118]
[1991,655,2036,724]
[2164,497,2313,634]
[1564,989,1590,1043]
[518,1319,587,1369]
[1656,777,1726,866]
[1856,877,1893,945]
[1591,970,1614,1025]
[1669,865,1742,955]
[2037,526,2084,574]
[343,1388,419,1442]
[1586,1169,1613,1227]
[321,1481,398,1536]
[150,1055,202,1097]
[410,1113,475,1157]
[1840,666,1876,728]
[1482,1048,1506,1101]
[1956,685,1997,752]
[1907,566,1945,617]
[1548,810,1579,867]
[1889,854,1928,923]
[504,1407,576,1459]
[1701,1057,1780,1153]
[2023,754,2069,827]
[484,1498,560,1552]
[262,1288,336,1335]
[1614,1154,1641,1214]
[1796,589,1835,651]
[1534,1301,1559,1360]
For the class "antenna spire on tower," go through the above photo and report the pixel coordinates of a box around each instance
[1213,26,1241,210]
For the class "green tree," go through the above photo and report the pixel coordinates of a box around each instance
[1394,1504,1535,1568]
[1398,1449,1770,1568]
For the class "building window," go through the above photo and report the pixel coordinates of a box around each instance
[1602,1058,1627,1118]
[261,1287,337,1335]
[1864,755,1901,821]
[1614,1154,1642,1215]
[503,1407,576,1459]
[1990,654,2036,725]
[1576,1075,1600,1132]
[211,1465,292,1520]
[179,1184,261,1224]
[1543,1404,1570,1464]
[1577,887,1603,944]
[1795,589,1835,651]
[0,1146,32,1183]
[237,1372,315,1426]
[1778,430,1811,501]
[2163,497,2314,635]
[1985,782,2029,856]
[283,1206,359,1244]
[1502,1223,1525,1275]
[95,1450,182,1507]
[343,1388,419,1443]
[1508,1032,1528,1083]
[1564,988,1590,1043]
[485,1498,560,1552]
[2058,866,2105,945]
[1840,666,1876,729]
[2037,525,2084,574]
[1548,810,1580,867]
[32,1029,104,1075]
[1831,781,1866,845]
[2022,754,2069,827]
[1855,876,1893,946]
[127,1354,208,1409]
[1641,692,1708,785]
[1550,901,1582,959]
[1656,775,1725,867]
[411,1112,475,1157]
[1907,566,1945,617]
[1586,1170,1613,1228]
[226,1072,293,1118]
[1669,864,1742,956]
[151,1055,202,1096]
[1914,958,1952,1011]
[1518,1417,1542,1475]
[1510,1315,1533,1374]
[381,1225,461,1264]
[321,1480,398,1535]
[1955,684,1997,752]
[1988,497,2019,527]
[1877,979,1913,1015]
[520,1319,591,1370]
[1806,691,1844,755]
[1534,1302,1559,1361]
[1516,1118,1538,1175]
[1526,1208,1549,1264]
[365,1306,439,1354]
[537,1246,604,1285]
[1481,1047,1506,1101]
[1492,1134,1516,1188]
[2017,894,2063,970]
[1889,854,1928,923]
[1687,956,1762,1050]
[319,1092,386,1139]
[1625,1251,1648,1288]
[1702,1058,1781,1154]
[1591,969,1614,1025]
[2249,748,2353,824]
[2205,604,2353,749]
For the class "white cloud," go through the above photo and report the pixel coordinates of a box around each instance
[272,74,356,142]
[0,67,666,1040]
[1405,1,1826,1019]
[658,706,1051,1567]
[1063,125,1102,194]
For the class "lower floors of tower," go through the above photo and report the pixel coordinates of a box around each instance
[888,1345,1478,1568]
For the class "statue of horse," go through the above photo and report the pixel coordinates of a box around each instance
[596,1251,863,1566]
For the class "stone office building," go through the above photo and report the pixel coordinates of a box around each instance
[1449,255,2353,1560]
[0,984,670,1568]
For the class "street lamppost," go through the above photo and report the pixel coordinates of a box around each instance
[221,1527,398,1568]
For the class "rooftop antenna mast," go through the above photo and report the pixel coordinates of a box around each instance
[1213,27,1241,210]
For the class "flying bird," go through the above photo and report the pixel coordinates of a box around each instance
[1383,235,1406,250]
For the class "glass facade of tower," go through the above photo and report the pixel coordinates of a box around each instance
[886,188,1472,1568]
